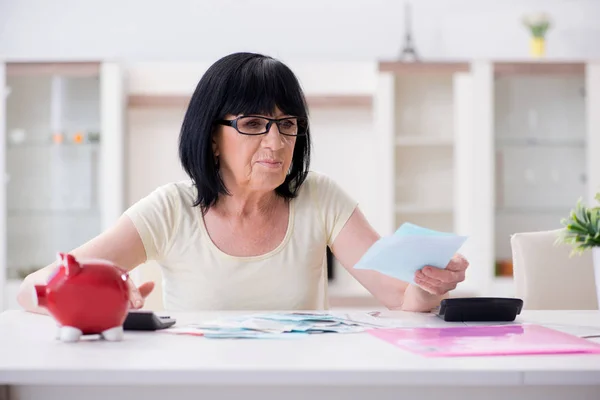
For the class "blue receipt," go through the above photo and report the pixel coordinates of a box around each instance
[353,223,468,284]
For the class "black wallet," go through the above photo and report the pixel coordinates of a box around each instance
[435,297,523,322]
[123,310,177,331]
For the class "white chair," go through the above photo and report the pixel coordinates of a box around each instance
[510,229,598,310]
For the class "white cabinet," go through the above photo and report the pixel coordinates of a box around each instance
[0,61,125,311]
[375,60,600,298]
[375,62,472,236]
[482,61,600,297]
[375,61,481,297]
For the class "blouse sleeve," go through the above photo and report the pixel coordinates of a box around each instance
[123,183,182,261]
[309,172,359,246]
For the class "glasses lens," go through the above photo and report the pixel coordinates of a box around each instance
[278,117,308,136]
[277,118,298,135]
[237,117,269,134]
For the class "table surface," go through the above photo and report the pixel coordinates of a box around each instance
[1,309,600,386]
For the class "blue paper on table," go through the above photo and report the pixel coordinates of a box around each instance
[353,223,468,284]
[164,312,393,339]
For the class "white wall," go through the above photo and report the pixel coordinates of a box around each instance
[1,0,599,62]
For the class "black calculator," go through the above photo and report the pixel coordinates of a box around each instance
[435,297,524,322]
[123,310,176,331]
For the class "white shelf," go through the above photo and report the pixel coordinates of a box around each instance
[496,137,585,148]
[496,207,571,215]
[396,136,454,146]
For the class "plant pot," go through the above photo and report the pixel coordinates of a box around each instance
[593,247,600,309]
[530,37,546,57]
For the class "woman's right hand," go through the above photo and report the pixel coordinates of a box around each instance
[126,279,155,309]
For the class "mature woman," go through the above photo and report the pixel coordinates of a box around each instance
[17,52,468,313]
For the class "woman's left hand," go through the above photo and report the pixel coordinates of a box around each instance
[414,254,469,296]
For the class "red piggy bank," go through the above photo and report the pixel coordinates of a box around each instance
[34,252,131,342]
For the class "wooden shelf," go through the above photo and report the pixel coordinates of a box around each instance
[494,61,585,76]
[379,60,586,76]
[395,205,453,214]
[305,95,372,108]
[6,62,100,77]
[379,61,470,74]
[128,94,373,109]
[128,94,189,108]
[396,136,453,146]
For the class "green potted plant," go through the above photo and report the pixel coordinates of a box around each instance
[522,12,551,58]
[557,193,600,306]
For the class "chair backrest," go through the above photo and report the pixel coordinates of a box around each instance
[511,229,598,310]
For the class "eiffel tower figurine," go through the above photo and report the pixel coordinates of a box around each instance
[399,2,419,62]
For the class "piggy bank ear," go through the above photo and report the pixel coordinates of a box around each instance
[57,252,81,277]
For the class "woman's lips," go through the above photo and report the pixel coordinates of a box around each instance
[257,160,283,168]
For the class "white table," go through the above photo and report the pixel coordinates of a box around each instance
[1,310,600,400]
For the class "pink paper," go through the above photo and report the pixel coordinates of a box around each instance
[367,324,600,357]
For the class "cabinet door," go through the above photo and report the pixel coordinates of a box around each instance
[493,64,587,278]
[3,62,115,284]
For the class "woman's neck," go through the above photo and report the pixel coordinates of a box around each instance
[214,190,281,218]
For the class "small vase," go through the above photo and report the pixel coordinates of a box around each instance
[530,37,546,58]
[593,248,600,309]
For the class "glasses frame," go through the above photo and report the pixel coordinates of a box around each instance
[216,115,308,137]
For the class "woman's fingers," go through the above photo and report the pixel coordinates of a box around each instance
[446,253,469,272]
[415,268,461,296]
[138,281,155,299]
[415,270,443,286]
[420,266,462,284]
[414,270,445,295]
[126,279,154,309]
[126,279,143,309]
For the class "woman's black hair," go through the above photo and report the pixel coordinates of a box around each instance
[178,52,311,212]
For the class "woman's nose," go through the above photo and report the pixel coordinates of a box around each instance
[262,123,285,149]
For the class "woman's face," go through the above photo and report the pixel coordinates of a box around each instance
[213,108,298,194]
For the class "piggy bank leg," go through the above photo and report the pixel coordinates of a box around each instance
[59,326,82,342]
[101,326,124,341]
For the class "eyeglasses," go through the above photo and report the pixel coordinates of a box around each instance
[216,116,308,137]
